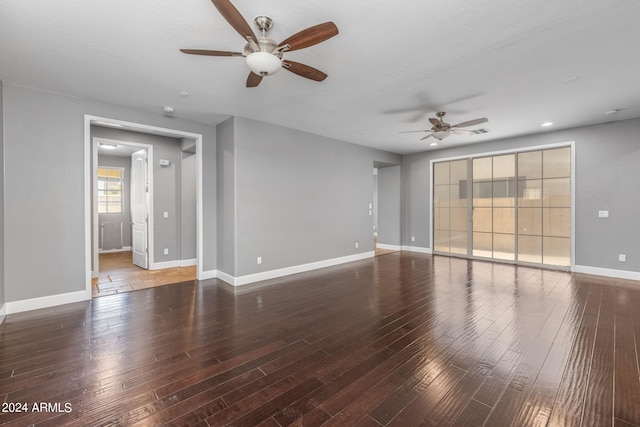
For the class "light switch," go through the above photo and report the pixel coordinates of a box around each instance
[598,210,609,218]
[163,211,169,218]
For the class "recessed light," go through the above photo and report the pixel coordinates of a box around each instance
[430,142,438,146]
[180,92,190,97]
[99,143,117,150]
[541,122,554,127]
[563,76,579,84]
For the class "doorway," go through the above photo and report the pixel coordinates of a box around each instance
[373,162,402,256]
[84,115,204,298]
[93,138,152,275]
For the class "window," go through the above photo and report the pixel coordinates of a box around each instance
[97,167,124,214]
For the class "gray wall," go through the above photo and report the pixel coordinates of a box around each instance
[181,151,197,260]
[377,165,401,246]
[232,117,401,277]
[0,78,5,320]
[3,85,217,302]
[216,118,236,276]
[92,126,185,264]
[97,154,131,250]
[402,117,640,272]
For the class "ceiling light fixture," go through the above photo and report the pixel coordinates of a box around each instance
[163,106,175,116]
[99,143,117,150]
[245,52,282,76]
[432,130,450,140]
[430,142,438,146]
[605,109,619,116]
[541,122,554,127]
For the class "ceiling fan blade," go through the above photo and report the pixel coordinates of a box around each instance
[278,22,339,52]
[282,60,327,82]
[180,49,243,57]
[428,117,441,127]
[211,0,257,43]
[398,130,431,134]
[452,117,488,128]
[451,129,475,135]
[246,72,263,88]
[420,134,434,140]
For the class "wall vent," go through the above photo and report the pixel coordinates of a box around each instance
[472,128,490,134]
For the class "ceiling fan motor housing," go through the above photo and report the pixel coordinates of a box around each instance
[244,16,283,76]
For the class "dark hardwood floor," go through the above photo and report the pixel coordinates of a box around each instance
[2,252,640,426]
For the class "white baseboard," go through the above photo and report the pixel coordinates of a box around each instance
[376,243,402,251]
[200,269,218,280]
[216,270,235,285]
[150,260,181,270]
[180,258,197,267]
[574,265,640,282]
[5,290,91,315]
[401,245,433,254]
[151,259,198,270]
[221,251,375,286]
[99,246,131,254]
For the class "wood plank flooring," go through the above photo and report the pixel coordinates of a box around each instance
[2,252,640,426]
[93,251,196,297]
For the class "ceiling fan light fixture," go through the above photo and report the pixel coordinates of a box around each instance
[246,52,282,76]
[432,131,450,140]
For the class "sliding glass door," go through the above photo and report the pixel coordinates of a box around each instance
[518,147,572,266]
[472,154,516,261]
[433,159,468,255]
[433,146,571,268]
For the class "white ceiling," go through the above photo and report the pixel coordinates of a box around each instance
[1,0,639,155]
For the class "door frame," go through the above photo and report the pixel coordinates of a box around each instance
[84,115,204,296]
[93,138,153,275]
[429,140,576,271]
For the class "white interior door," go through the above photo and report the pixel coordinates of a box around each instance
[131,149,149,269]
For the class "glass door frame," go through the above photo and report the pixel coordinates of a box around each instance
[429,141,576,271]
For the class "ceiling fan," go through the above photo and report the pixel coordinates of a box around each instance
[180,0,339,88]
[400,112,488,140]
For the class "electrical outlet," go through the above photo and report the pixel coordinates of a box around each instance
[355,242,359,249]
[163,248,168,255]
[411,236,415,242]
[619,254,626,262]
[257,256,262,265]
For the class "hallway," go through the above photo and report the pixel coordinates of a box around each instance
[92,251,196,297]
